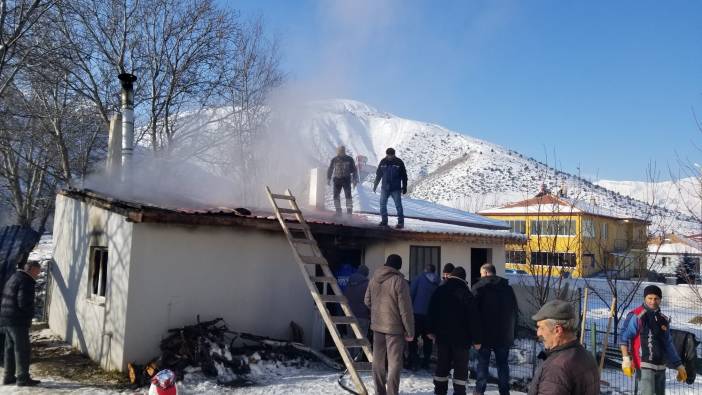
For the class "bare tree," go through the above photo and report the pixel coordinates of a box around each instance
[0,0,54,96]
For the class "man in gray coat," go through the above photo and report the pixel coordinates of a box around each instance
[365,254,414,395]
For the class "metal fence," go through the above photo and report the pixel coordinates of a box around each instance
[505,281,702,394]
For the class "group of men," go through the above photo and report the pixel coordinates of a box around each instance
[361,255,520,395]
[327,146,407,228]
[355,255,690,395]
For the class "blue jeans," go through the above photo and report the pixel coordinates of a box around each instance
[476,346,510,395]
[379,189,403,225]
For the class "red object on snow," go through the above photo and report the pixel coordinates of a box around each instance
[150,369,177,395]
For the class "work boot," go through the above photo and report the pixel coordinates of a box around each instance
[17,378,40,387]
[2,377,16,385]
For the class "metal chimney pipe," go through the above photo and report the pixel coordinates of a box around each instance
[118,73,137,179]
[106,113,122,177]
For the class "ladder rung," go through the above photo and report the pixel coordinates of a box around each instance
[278,208,301,215]
[291,238,316,245]
[318,295,347,303]
[271,193,295,201]
[342,338,371,348]
[285,222,309,231]
[300,256,326,265]
[311,276,336,283]
[353,362,372,371]
[331,316,357,324]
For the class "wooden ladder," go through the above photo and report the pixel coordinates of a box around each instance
[266,187,373,395]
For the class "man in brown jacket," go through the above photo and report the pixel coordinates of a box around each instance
[365,254,414,395]
[529,299,600,395]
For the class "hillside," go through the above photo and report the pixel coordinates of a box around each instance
[294,99,698,234]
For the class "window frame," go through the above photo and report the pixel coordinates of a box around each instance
[88,246,108,304]
[409,245,441,283]
[530,219,576,237]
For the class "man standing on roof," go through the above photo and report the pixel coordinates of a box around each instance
[619,285,687,395]
[373,148,408,229]
[327,145,359,216]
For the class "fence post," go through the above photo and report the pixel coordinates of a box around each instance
[589,321,596,357]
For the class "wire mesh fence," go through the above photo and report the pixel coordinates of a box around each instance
[506,279,702,394]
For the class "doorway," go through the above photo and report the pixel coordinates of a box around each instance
[470,248,492,285]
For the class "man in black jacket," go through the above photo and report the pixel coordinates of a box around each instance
[373,148,408,229]
[427,267,482,395]
[0,261,41,386]
[472,263,518,395]
[327,145,359,215]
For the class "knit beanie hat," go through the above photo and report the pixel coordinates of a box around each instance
[644,285,662,299]
[451,267,466,280]
[442,263,455,275]
[356,264,369,277]
[385,254,402,270]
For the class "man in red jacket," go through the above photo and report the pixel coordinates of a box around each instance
[619,285,687,395]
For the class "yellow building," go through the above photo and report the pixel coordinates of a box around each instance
[479,193,648,278]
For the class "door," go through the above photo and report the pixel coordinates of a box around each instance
[470,248,493,285]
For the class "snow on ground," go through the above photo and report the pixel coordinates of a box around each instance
[0,367,525,395]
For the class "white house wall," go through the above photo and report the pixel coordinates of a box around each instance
[122,223,315,366]
[48,195,133,371]
[365,240,506,283]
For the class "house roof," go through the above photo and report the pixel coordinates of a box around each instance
[648,233,702,255]
[478,193,648,222]
[59,188,525,244]
[325,185,510,230]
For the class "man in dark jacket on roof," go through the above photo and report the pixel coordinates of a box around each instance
[373,148,408,229]
[427,267,482,395]
[472,263,518,395]
[409,263,439,370]
[328,145,359,215]
[365,255,414,395]
[1,261,41,386]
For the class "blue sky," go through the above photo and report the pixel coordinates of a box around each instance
[229,0,702,181]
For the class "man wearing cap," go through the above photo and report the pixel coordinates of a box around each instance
[365,254,414,395]
[427,266,482,395]
[529,299,599,395]
[373,148,408,229]
[619,285,687,395]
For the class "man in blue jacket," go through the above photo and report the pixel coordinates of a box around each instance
[409,264,439,370]
[619,285,687,395]
[373,148,408,229]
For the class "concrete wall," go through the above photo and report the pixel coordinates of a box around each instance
[48,195,133,371]
[122,222,315,366]
[365,239,506,283]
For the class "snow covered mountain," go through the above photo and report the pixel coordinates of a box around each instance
[595,178,701,223]
[292,99,698,234]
